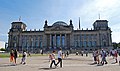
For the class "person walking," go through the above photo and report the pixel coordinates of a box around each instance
[50,50,56,68]
[56,48,63,68]
[14,49,18,65]
[100,49,107,65]
[20,50,27,64]
[96,50,100,64]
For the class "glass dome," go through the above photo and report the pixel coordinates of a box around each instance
[52,21,68,26]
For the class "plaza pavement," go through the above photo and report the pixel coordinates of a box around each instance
[0,54,120,71]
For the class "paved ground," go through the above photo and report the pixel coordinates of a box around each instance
[0,54,120,71]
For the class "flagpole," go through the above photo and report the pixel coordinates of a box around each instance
[79,17,80,30]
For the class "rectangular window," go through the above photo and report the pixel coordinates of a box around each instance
[88,34,92,40]
[80,41,83,47]
[74,41,78,47]
[39,41,42,48]
[83,41,87,47]
[62,35,65,47]
[84,34,86,40]
[56,35,60,47]
[92,41,96,47]
[88,41,92,47]
[74,35,77,40]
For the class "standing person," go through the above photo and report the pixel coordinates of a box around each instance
[40,49,43,55]
[10,49,14,64]
[50,50,56,68]
[66,50,69,57]
[14,49,18,65]
[81,50,84,56]
[20,50,27,64]
[114,50,118,63]
[85,50,88,57]
[93,51,97,64]
[96,50,100,64]
[56,48,63,68]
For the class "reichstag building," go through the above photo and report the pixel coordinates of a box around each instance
[8,19,112,53]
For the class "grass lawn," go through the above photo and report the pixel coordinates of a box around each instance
[0,53,10,58]
[0,53,48,58]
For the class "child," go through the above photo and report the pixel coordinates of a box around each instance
[48,53,52,62]
[50,50,56,68]
[21,50,27,64]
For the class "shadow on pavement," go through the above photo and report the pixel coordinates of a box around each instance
[0,64,21,67]
[88,62,103,66]
[88,62,97,65]
[39,67,57,70]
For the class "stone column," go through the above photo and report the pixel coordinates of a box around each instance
[60,34,62,47]
[50,34,52,47]
[65,34,67,47]
[55,34,56,47]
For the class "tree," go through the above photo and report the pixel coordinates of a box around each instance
[117,42,120,48]
[0,48,6,51]
[112,42,118,49]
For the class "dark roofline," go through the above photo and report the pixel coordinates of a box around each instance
[11,21,27,27]
[74,30,98,32]
[22,31,44,33]
[95,20,108,22]
[52,21,68,26]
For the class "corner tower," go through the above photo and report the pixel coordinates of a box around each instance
[8,21,27,50]
[93,20,108,30]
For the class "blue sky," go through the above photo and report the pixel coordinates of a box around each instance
[0,0,120,43]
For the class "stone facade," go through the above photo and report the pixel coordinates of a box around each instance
[7,19,112,53]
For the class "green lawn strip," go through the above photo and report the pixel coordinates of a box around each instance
[0,53,48,58]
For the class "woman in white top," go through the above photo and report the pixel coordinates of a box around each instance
[50,50,56,68]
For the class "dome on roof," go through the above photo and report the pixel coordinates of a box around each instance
[52,21,68,26]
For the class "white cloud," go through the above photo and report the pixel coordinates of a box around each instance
[0,41,5,48]
[112,32,120,43]
[71,0,120,42]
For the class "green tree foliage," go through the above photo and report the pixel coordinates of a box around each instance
[112,42,120,49]
[112,42,118,49]
[0,48,6,51]
[118,42,120,48]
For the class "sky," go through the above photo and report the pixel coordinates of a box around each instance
[0,0,120,43]
[0,41,5,48]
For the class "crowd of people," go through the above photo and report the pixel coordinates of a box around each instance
[93,49,120,65]
[8,48,120,68]
[10,49,27,65]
